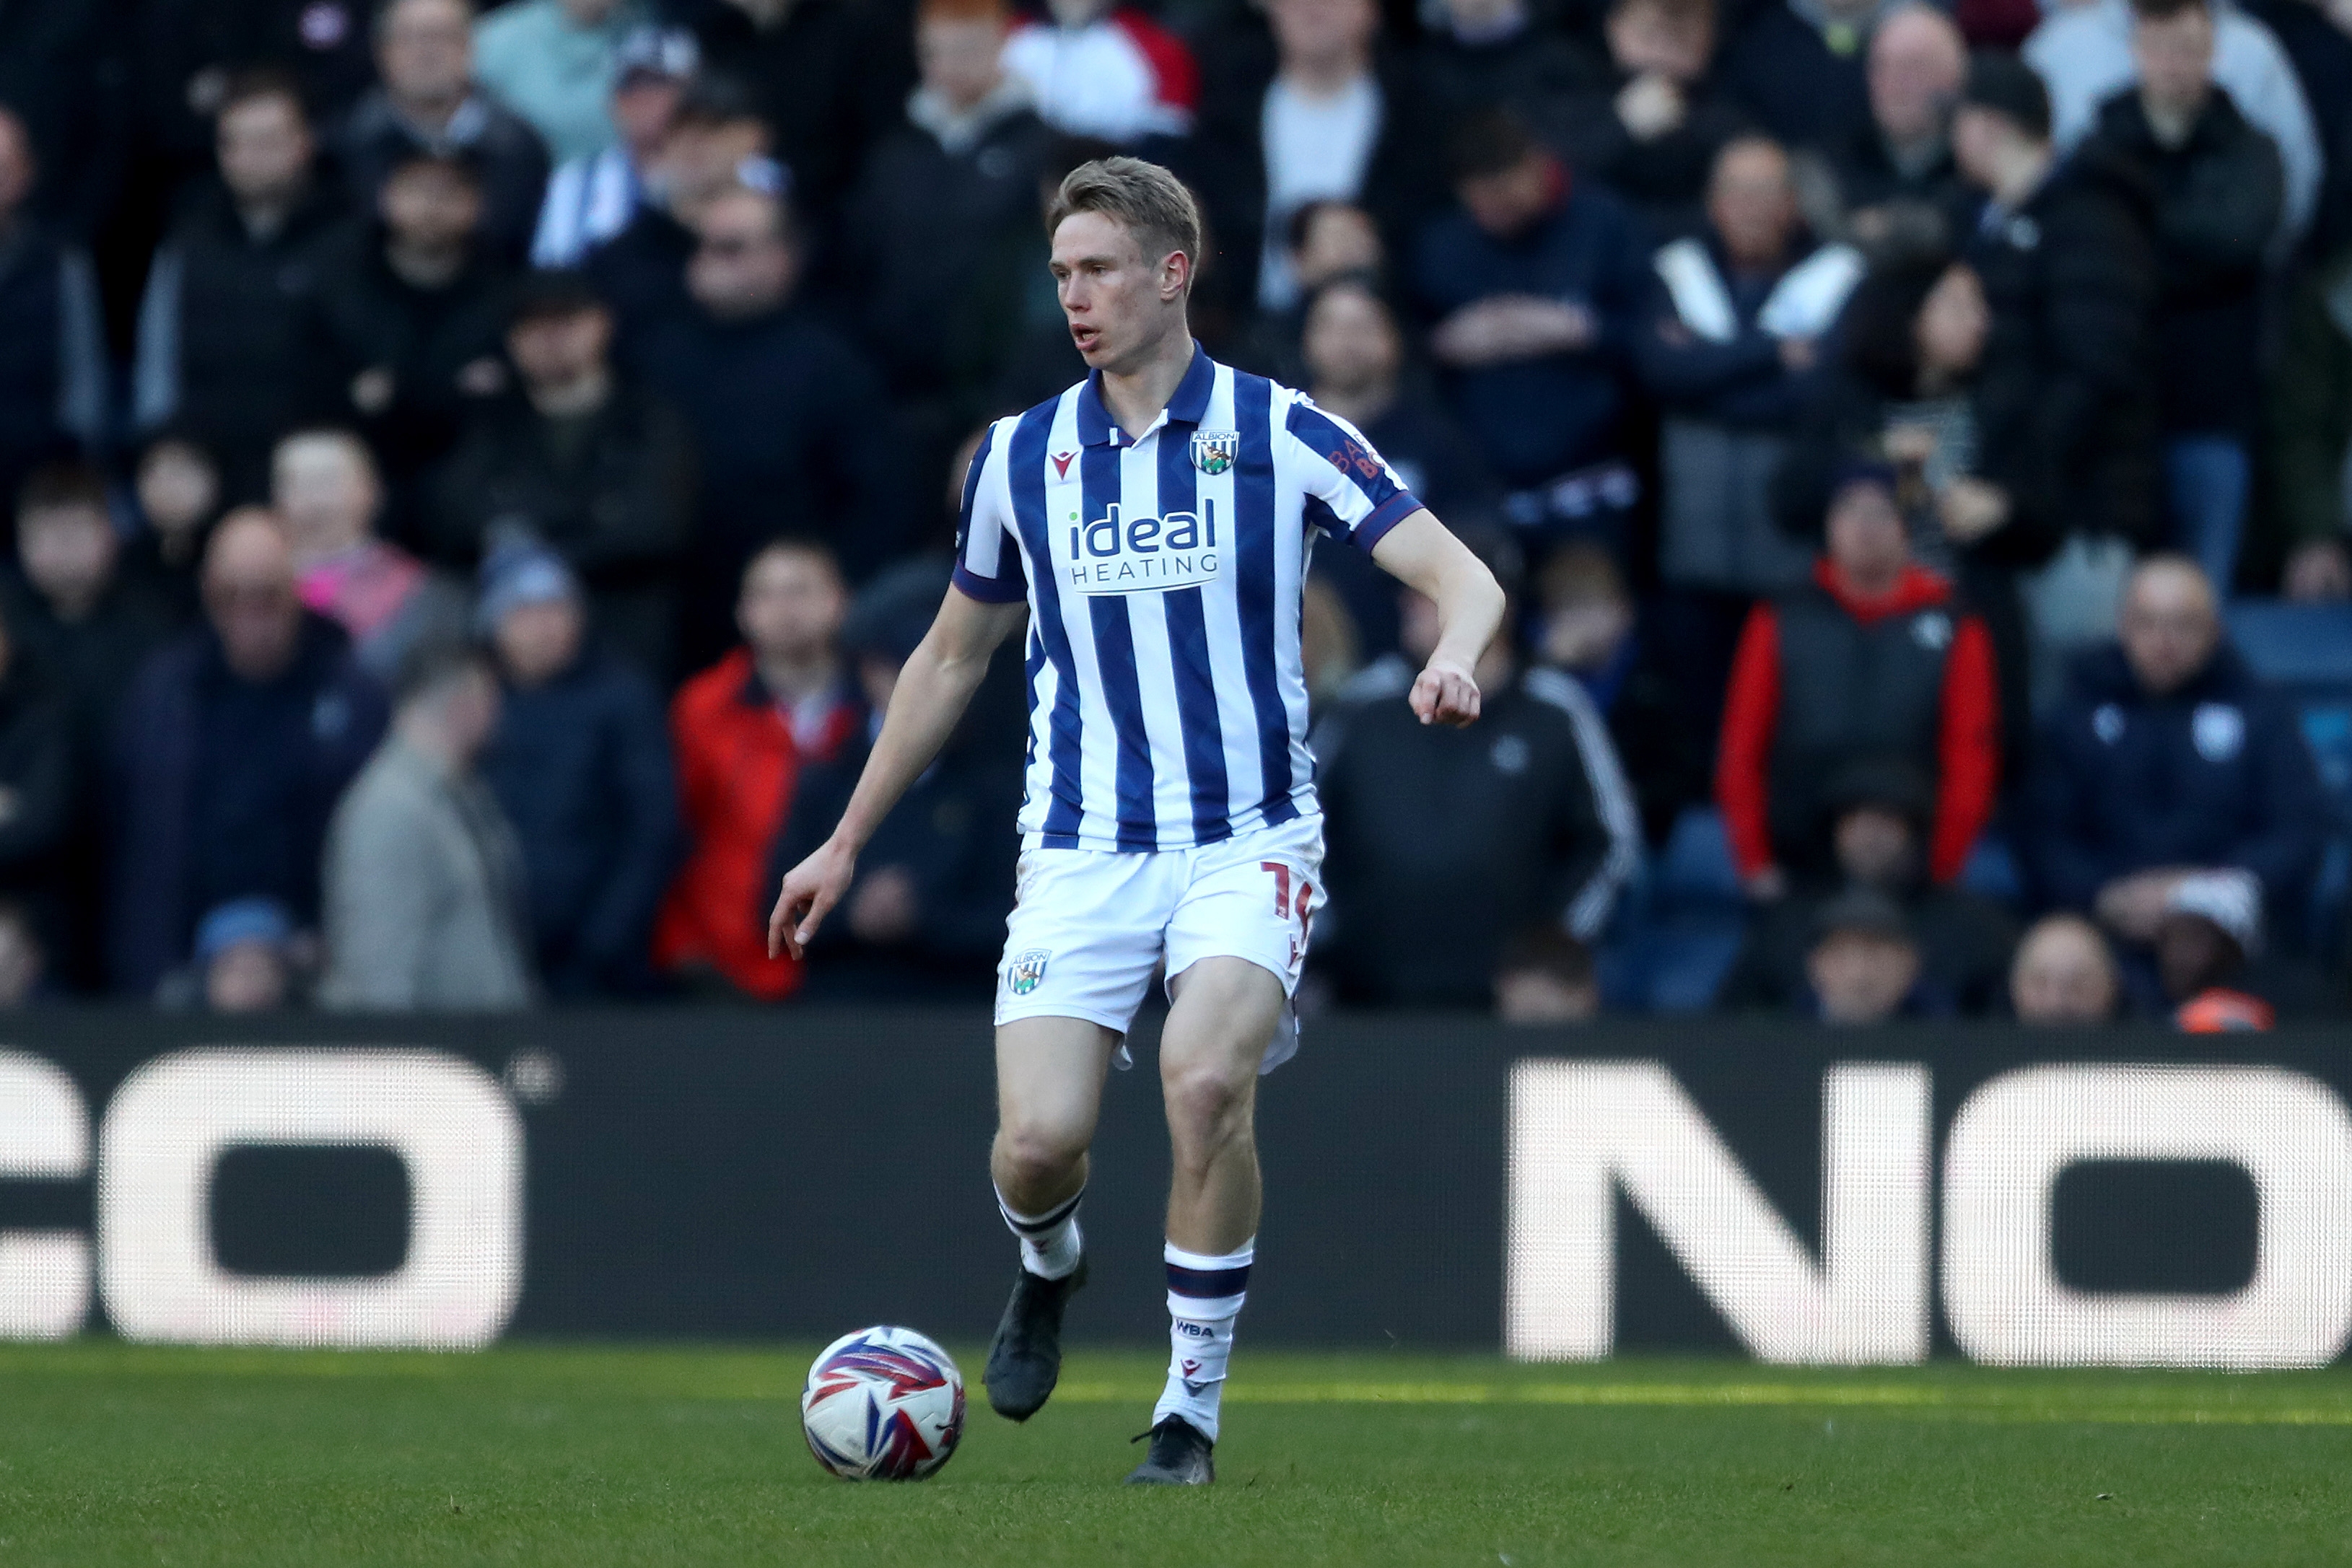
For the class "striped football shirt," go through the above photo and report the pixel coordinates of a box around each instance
[953,343,1423,852]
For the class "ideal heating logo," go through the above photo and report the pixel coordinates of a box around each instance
[1063,502,1220,596]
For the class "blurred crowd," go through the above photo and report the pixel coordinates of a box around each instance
[0,0,2348,1028]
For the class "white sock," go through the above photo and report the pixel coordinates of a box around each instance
[1153,1238,1252,1442]
[995,1184,1084,1280]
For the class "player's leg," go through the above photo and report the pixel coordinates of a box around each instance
[984,1015,1121,1422]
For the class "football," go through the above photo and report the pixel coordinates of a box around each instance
[800,1326,967,1481]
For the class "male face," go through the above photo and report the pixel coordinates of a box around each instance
[2135,4,2216,119]
[657,117,769,221]
[207,941,288,1012]
[507,306,613,392]
[1052,209,1188,373]
[738,548,846,665]
[1458,152,1557,240]
[494,597,585,688]
[1949,105,2014,191]
[1868,9,1964,146]
[0,111,32,224]
[1269,0,1376,74]
[1606,0,1712,84]
[1806,929,1922,1024]
[1833,805,1918,890]
[2118,559,2220,695]
[918,14,1008,110]
[378,0,474,106]
[1707,141,1797,268]
[2009,917,2117,1024]
[381,161,482,250]
[272,436,378,562]
[612,75,685,157]
[688,190,797,320]
[218,94,313,206]
[1292,203,1381,290]
[1302,285,1399,400]
[1824,482,1908,587]
[203,512,304,682]
[18,504,118,613]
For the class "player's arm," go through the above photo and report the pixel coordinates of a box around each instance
[767,587,1026,958]
[1369,509,1505,727]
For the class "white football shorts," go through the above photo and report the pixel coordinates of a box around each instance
[993,813,1325,1072]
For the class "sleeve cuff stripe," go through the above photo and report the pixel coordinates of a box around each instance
[951,564,1027,604]
[1353,491,1423,553]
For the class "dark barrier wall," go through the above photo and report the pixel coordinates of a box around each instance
[4,1011,2349,1365]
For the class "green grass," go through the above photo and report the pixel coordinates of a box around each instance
[1,1343,2348,1566]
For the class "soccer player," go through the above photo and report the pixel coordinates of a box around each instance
[769,157,1503,1485]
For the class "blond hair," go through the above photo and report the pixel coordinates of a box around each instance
[1046,157,1205,281]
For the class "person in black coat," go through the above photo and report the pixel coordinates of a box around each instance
[429,271,695,681]
[2079,0,2284,592]
[300,149,517,538]
[134,72,351,507]
[1553,0,1749,245]
[1717,0,1876,156]
[0,110,106,540]
[477,546,680,999]
[1410,0,1604,144]
[2025,556,2330,947]
[636,185,908,669]
[109,512,389,997]
[1953,52,2161,552]
[336,0,551,263]
[1807,5,1975,265]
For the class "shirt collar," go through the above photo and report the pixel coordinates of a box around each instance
[1077,341,1214,447]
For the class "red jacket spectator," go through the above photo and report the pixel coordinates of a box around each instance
[653,646,861,999]
[1716,482,1998,888]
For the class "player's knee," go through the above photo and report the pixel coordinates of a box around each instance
[1161,1059,1252,1152]
[992,1117,1089,1192]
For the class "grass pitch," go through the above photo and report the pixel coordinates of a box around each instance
[1,1343,2346,1566]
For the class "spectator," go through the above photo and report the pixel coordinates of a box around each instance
[1412,111,1650,535]
[2008,911,2123,1022]
[1718,0,1881,156]
[187,897,301,1012]
[2082,0,2285,592]
[132,1,377,173]
[1800,886,1950,1022]
[1716,462,2000,897]
[581,75,777,359]
[1412,0,1602,139]
[1640,136,1858,601]
[124,435,224,626]
[430,269,694,678]
[0,598,76,968]
[686,0,891,225]
[2025,0,2319,242]
[321,639,533,1010]
[2270,239,2352,600]
[847,0,1053,403]
[478,546,679,997]
[637,185,905,665]
[132,72,349,507]
[1000,0,1199,143]
[110,510,389,997]
[0,108,105,536]
[339,0,554,262]
[1300,277,1496,657]
[275,429,463,683]
[473,0,650,165]
[1236,198,1385,383]
[1806,4,1974,263]
[1717,759,2017,1013]
[2156,867,2276,1028]
[655,540,862,999]
[2027,554,2330,942]
[2241,0,2352,258]
[1954,54,2161,555]
[531,24,699,267]
[0,898,45,1008]
[1181,0,1439,320]
[766,556,1021,999]
[300,149,517,525]
[1315,530,1640,1007]
[1495,924,1602,1021]
[1555,0,1746,245]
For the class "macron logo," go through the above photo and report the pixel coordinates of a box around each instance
[1052,451,1075,479]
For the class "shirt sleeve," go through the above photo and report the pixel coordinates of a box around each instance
[950,421,1028,604]
[1282,395,1425,554]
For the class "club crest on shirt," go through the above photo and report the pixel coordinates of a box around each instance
[1006,948,1051,997]
[1190,430,1238,474]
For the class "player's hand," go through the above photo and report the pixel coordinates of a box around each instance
[768,836,857,960]
[1409,656,1481,727]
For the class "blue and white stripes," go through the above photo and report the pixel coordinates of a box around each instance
[953,345,1421,854]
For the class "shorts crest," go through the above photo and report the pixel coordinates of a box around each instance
[1007,948,1052,996]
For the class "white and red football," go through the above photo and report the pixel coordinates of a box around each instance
[800,1326,966,1481]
